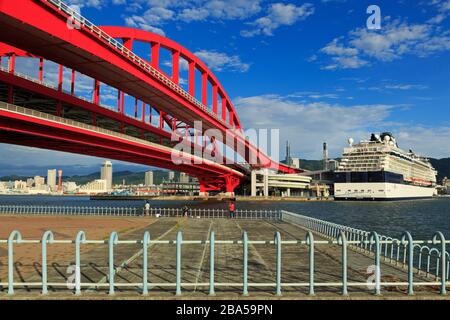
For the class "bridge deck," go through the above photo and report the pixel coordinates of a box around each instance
[0,215,445,299]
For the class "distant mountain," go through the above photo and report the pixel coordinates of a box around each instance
[0,169,175,185]
[2,158,449,184]
[298,159,325,171]
[0,163,149,177]
[429,158,450,182]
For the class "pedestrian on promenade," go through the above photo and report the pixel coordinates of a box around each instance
[228,200,236,219]
[182,205,190,217]
[144,200,150,216]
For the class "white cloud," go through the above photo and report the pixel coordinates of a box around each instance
[125,15,166,36]
[318,19,450,70]
[241,3,314,37]
[234,94,450,159]
[125,0,262,31]
[395,126,450,158]
[65,0,106,8]
[428,0,450,24]
[235,94,395,158]
[194,50,250,72]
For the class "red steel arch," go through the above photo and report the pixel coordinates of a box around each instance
[99,26,242,130]
[0,0,299,195]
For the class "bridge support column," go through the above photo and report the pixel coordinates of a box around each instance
[224,176,240,197]
[7,54,15,104]
[39,58,44,83]
[221,97,227,122]
[199,182,209,197]
[141,101,146,122]
[188,61,195,96]
[172,50,179,85]
[201,72,208,106]
[71,69,75,95]
[58,65,63,92]
[93,80,100,105]
[212,85,218,115]
[151,42,160,68]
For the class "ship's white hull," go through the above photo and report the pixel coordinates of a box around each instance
[334,182,436,200]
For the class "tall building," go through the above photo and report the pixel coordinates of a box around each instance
[79,179,107,194]
[168,171,175,181]
[26,178,34,188]
[47,169,57,191]
[291,158,301,169]
[285,141,292,167]
[179,172,190,183]
[145,171,154,186]
[100,161,113,191]
[58,169,63,192]
[34,176,45,187]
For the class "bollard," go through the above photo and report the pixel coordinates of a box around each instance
[338,231,348,295]
[41,230,55,295]
[75,231,86,295]
[142,231,151,295]
[306,231,315,295]
[401,231,414,295]
[432,232,447,295]
[242,231,249,296]
[7,230,22,295]
[176,231,183,296]
[108,232,119,295]
[209,231,215,296]
[369,231,381,295]
[274,231,282,296]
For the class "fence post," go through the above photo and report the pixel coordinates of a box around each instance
[338,231,348,296]
[400,231,414,295]
[369,232,381,295]
[7,230,22,295]
[275,231,282,296]
[75,231,86,295]
[432,231,447,295]
[108,232,119,295]
[209,231,215,296]
[176,231,183,296]
[242,231,249,296]
[41,230,55,295]
[142,231,151,295]
[305,231,315,295]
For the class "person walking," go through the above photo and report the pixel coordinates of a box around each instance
[228,200,236,219]
[144,200,150,216]
[182,205,189,217]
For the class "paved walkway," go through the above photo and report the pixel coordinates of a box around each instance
[1,217,446,298]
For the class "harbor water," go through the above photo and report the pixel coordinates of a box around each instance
[0,195,449,239]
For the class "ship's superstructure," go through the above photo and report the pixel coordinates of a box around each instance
[334,133,437,200]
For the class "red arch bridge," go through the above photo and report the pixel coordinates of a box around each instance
[0,0,299,195]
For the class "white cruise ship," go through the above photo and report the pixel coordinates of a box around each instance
[334,133,437,200]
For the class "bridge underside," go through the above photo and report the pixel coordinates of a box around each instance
[0,103,245,193]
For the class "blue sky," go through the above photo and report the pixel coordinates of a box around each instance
[1,0,450,173]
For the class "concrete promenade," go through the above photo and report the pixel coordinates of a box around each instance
[1,216,448,299]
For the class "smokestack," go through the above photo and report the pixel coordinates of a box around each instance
[323,142,329,171]
[57,169,62,192]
